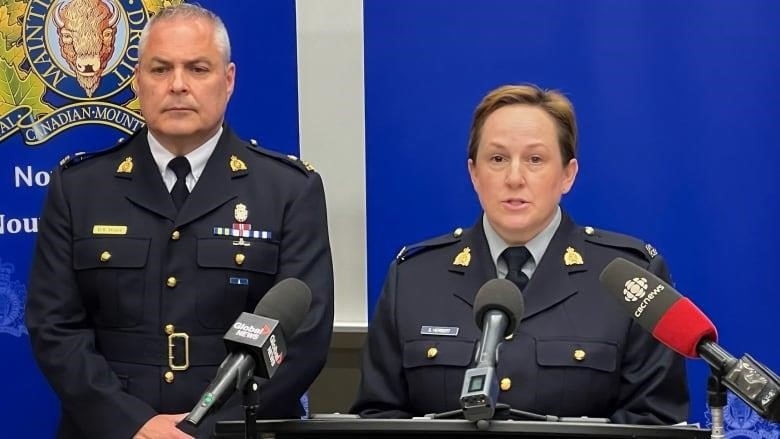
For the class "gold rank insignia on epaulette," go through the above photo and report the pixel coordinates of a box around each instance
[230,155,247,172]
[452,247,471,267]
[287,155,315,172]
[116,157,133,173]
[645,243,658,258]
[563,247,583,266]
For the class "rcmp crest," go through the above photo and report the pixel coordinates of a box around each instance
[0,0,184,145]
[0,258,27,337]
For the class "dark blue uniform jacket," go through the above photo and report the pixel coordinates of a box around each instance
[352,214,688,424]
[26,126,334,438]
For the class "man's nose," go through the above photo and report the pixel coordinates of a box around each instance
[170,69,189,93]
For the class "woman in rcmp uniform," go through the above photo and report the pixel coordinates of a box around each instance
[351,84,688,424]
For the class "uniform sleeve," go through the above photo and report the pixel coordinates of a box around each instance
[25,168,156,438]
[254,171,335,417]
[350,262,413,418]
[611,255,690,424]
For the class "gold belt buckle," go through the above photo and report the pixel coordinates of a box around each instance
[167,332,190,371]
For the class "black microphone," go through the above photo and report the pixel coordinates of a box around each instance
[600,258,780,422]
[181,278,312,426]
[459,278,525,422]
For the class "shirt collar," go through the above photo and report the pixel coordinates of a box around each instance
[148,127,223,184]
[483,206,562,275]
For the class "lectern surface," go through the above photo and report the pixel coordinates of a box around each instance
[214,418,709,439]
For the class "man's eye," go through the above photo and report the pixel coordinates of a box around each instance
[490,155,505,163]
[150,66,168,74]
[529,155,543,164]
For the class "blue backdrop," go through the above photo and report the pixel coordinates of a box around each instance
[364,0,780,435]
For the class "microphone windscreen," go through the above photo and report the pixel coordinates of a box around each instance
[599,257,718,358]
[473,278,525,336]
[652,297,718,358]
[254,278,312,339]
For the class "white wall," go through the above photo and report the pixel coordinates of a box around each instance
[296,0,367,330]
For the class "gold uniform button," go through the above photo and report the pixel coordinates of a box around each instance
[99,251,111,262]
[171,230,181,240]
[426,347,438,359]
[166,277,177,288]
[500,377,512,391]
[164,324,175,335]
[235,253,245,266]
[573,349,587,361]
[164,371,174,383]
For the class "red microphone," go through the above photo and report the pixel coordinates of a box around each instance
[599,257,780,422]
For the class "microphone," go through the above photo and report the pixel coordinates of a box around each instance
[459,278,525,422]
[599,257,780,422]
[181,278,312,426]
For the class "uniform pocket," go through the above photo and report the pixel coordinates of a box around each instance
[403,339,475,414]
[195,238,279,328]
[533,337,619,415]
[73,237,150,327]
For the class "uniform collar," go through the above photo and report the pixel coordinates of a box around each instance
[148,127,223,191]
[482,206,562,277]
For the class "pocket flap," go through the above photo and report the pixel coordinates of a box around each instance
[536,338,617,372]
[403,338,475,369]
[73,238,150,270]
[197,238,278,274]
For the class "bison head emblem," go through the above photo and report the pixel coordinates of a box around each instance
[53,0,121,97]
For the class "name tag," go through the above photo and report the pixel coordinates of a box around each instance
[420,325,459,336]
[92,225,127,235]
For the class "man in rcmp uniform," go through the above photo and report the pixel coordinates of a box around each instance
[351,85,688,424]
[26,5,333,439]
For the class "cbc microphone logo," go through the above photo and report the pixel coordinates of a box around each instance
[622,277,648,302]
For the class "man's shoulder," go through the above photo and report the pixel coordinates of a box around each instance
[239,138,318,178]
[395,227,468,263]
[58,136,133,173]
[576,224,660,263]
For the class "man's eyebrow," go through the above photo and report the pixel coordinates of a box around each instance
[146,56,214,65]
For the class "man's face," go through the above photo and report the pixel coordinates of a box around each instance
[134,17,235,152]
[468,104,578,245]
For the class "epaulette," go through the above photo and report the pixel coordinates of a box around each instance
[396,227,465,263]
[581,226,659,261]
[245,138,315,175]
[59,137,128,170]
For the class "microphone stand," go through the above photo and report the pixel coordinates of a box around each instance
[241,377,260,439]
[427,403,559,429]
[707,372,727,439]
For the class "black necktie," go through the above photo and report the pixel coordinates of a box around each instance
[502,246,532,291]
[168,156,191,211]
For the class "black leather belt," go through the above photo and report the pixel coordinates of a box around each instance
[96,330,227,369]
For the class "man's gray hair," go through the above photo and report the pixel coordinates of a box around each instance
[138,3,231,63]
